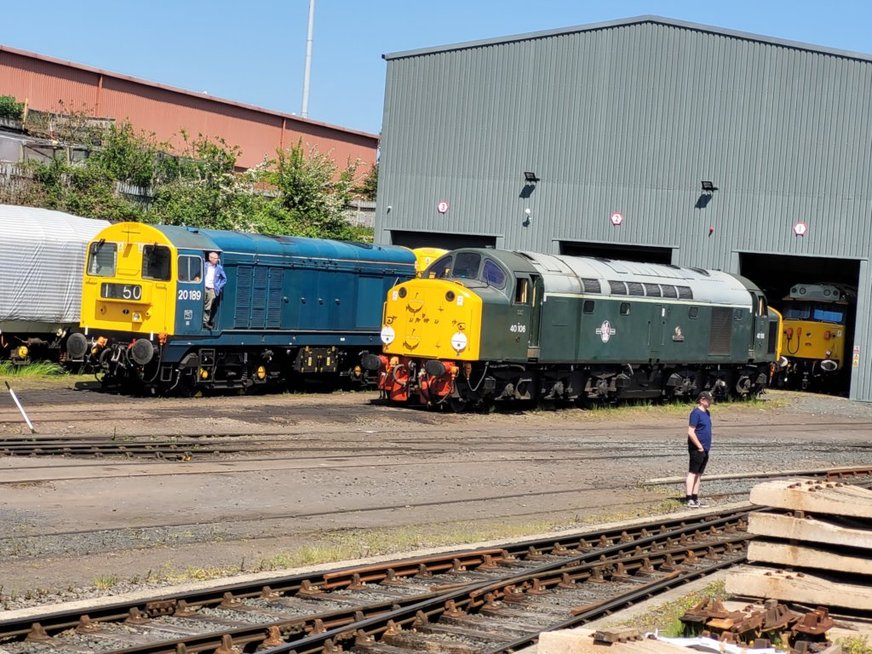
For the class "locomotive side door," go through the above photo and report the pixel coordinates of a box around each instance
[511,273,543,361]
[527,274,543,360]
[175,251,205,335]
[648,304,668,359]
[751,293,769,359]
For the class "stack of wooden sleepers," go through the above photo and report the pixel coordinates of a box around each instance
[726,478,872,611]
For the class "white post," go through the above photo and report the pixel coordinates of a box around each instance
[301,0,316,118]
[5,381,35,434]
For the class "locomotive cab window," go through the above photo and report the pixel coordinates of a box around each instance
[756,295,767,317]
[482,259,507,289]
[142,244,171,281]
[453,252,482,280]
[814,307,845,322]
[783,304,810,320]
[87,240,117,277]
[620,302,631,315]
[178,255,203,283]
[428,255,453,279]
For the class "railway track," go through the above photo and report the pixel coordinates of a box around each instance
[3,432,872,460]
[0,509,750,654]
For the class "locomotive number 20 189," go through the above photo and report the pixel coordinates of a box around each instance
[178,289,203,301]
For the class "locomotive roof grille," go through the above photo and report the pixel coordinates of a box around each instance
[644,283,662,297]
[627,282,645,296]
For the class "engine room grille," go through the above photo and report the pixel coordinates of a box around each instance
[708,307,733,355]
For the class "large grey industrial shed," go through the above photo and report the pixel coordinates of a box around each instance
[375,15,872,401]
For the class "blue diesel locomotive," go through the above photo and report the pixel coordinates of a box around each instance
[66,222,417,393]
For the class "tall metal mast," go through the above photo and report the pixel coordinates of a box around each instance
[301,0,315,118]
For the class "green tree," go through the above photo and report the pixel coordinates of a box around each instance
[358,162,378,201]
[0,95,24,120]
[27,154,144,222]
[258,141,361,240]
[150,132,265,231]
[5,110,373,241]
[89,122,161,189]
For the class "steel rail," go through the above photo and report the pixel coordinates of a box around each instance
[252,538,749,654]
[96,533,749,654]
[0,510,748,645]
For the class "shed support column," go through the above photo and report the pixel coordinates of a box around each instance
[849,258,870,402]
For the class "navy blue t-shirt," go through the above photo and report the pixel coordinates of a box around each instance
[689,407,712,451]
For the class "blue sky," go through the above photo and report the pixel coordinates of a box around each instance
[1,1,869,136]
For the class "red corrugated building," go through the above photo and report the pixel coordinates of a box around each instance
[0,44,378,170]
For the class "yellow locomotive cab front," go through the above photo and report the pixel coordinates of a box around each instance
[381,278,483,361]
[81,223,178,335]
[784,319,847,369]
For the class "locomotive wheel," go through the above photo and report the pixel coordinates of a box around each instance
[476,400,496,414]
[447,396,468,413]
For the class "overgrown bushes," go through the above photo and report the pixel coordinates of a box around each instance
[2,115,375,241]
[0,95,24,120]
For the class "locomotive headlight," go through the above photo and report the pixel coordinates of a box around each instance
[451,331,468,352]
[380,325,396,345]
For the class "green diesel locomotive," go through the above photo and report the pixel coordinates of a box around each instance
[364,248,781,409]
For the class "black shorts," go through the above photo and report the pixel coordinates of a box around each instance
[688,447,709,474]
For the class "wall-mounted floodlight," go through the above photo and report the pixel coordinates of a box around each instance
[524,171,540,183]
[701,180,718,192]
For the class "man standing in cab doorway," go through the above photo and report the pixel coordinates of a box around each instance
[685,390,713,508]
[203,251,226,329]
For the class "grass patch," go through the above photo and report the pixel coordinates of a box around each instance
[93,575,120,590]
[156,510,686,584]
[840,636,872,654]
[0,363,93,390]
[608,579,728,636]
[0,361,66,377]
[541,394,788,422]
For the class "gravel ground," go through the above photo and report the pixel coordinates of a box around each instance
[0,386,871,613]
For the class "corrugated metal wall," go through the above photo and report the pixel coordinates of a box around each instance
[376,18,872,400]
[0,46,377,170]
